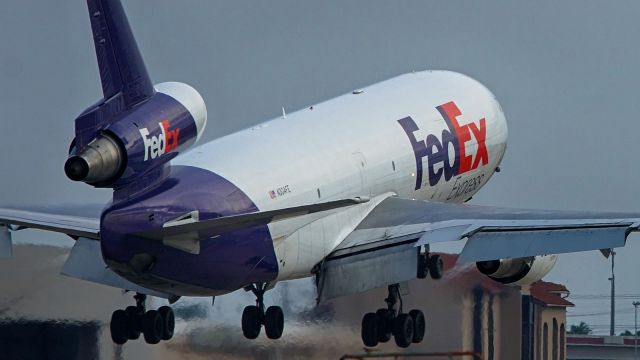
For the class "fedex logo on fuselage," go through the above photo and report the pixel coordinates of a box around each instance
[398,101,488,190]
[139,120,180,161]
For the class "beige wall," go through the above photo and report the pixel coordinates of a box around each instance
[535,305,567,360]
[499,290,523,359]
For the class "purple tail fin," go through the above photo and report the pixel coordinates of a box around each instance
[74,0,156,150]
[87,0,154,107]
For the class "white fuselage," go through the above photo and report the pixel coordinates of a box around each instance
[176,70,508,281]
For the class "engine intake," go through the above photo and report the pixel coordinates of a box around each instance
[476,255,557,285]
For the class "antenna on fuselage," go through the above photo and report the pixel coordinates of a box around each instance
[282,107,286,119]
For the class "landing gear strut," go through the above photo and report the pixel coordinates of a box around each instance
[417,251,444,280]
[110,293,175,345]
[242,283,284,340]
[361,284,426,348]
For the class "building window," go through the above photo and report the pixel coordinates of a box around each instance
[543,322,549,360]
[553,318,559,360]
[560,324,566,360]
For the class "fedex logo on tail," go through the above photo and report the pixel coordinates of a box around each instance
[398,101,488,190]
[139,120,180,161]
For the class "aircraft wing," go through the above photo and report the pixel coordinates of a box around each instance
[0,204,102,240]
[316,197,640,302]
[0,205,174,298]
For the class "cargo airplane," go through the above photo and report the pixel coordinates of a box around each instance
[2,0,639,348]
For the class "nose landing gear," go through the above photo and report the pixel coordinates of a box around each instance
[110,293,175,345]
[241,283,285,340]
[361,284,426,348]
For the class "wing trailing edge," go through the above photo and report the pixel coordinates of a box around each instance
[315,197,640,302]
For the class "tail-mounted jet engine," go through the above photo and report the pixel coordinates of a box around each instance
[65,82,207,188]
[63,0,207,189]
[475,255,557,285]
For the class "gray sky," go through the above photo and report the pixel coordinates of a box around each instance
[2,0,640,335]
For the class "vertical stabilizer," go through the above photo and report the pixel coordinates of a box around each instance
[87,0,154,107]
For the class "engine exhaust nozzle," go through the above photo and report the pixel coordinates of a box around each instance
[64,134,123,184]
[64,156,90,181]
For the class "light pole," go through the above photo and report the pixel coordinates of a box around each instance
[609,250,616,336]
[634,301,640,360]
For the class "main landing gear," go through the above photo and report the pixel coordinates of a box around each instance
[359,252,442,348]
[241,283,284,340]
[417,252,444,280]
[361,284,426,348]
[110,293,175,345]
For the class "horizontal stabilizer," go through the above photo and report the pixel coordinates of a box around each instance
[135,197,370,244]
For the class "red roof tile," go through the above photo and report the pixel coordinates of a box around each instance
[530,281,574,307]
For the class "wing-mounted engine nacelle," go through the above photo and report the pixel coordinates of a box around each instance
[65,82,207,188]
[476,254,557,285]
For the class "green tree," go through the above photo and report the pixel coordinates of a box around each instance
[567,322,592,335]
[620,330,640,336]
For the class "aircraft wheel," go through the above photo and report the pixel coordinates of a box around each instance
[242,305,262,339]
[142,310,164,344]
[428,254,444,280]
[409,309,426,343]
[361,312,380,347]
[393,313,414,348]
[158,306,175,340]
[110,310,129,345]
[376,309,392,343]
[264,306,284,339]
[124,306,141,340]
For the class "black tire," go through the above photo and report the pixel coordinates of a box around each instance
[142,310,164,344]
[264,306,284,339]
[110,310,128,345]
[428,254,444,280]
[242,305,262,339]
[124,306,141,340]
[393,313,414,348]
[158,306,175,341]
[375,309,392,343]
[409,309,426,343]
[361,312,379,347]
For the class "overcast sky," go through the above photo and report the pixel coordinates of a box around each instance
[2,0,640,335]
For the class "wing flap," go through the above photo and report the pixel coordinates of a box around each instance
[338,197,640,261]
[317,197,640,301]
[318,243,417,302]
[458,225,629,262]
